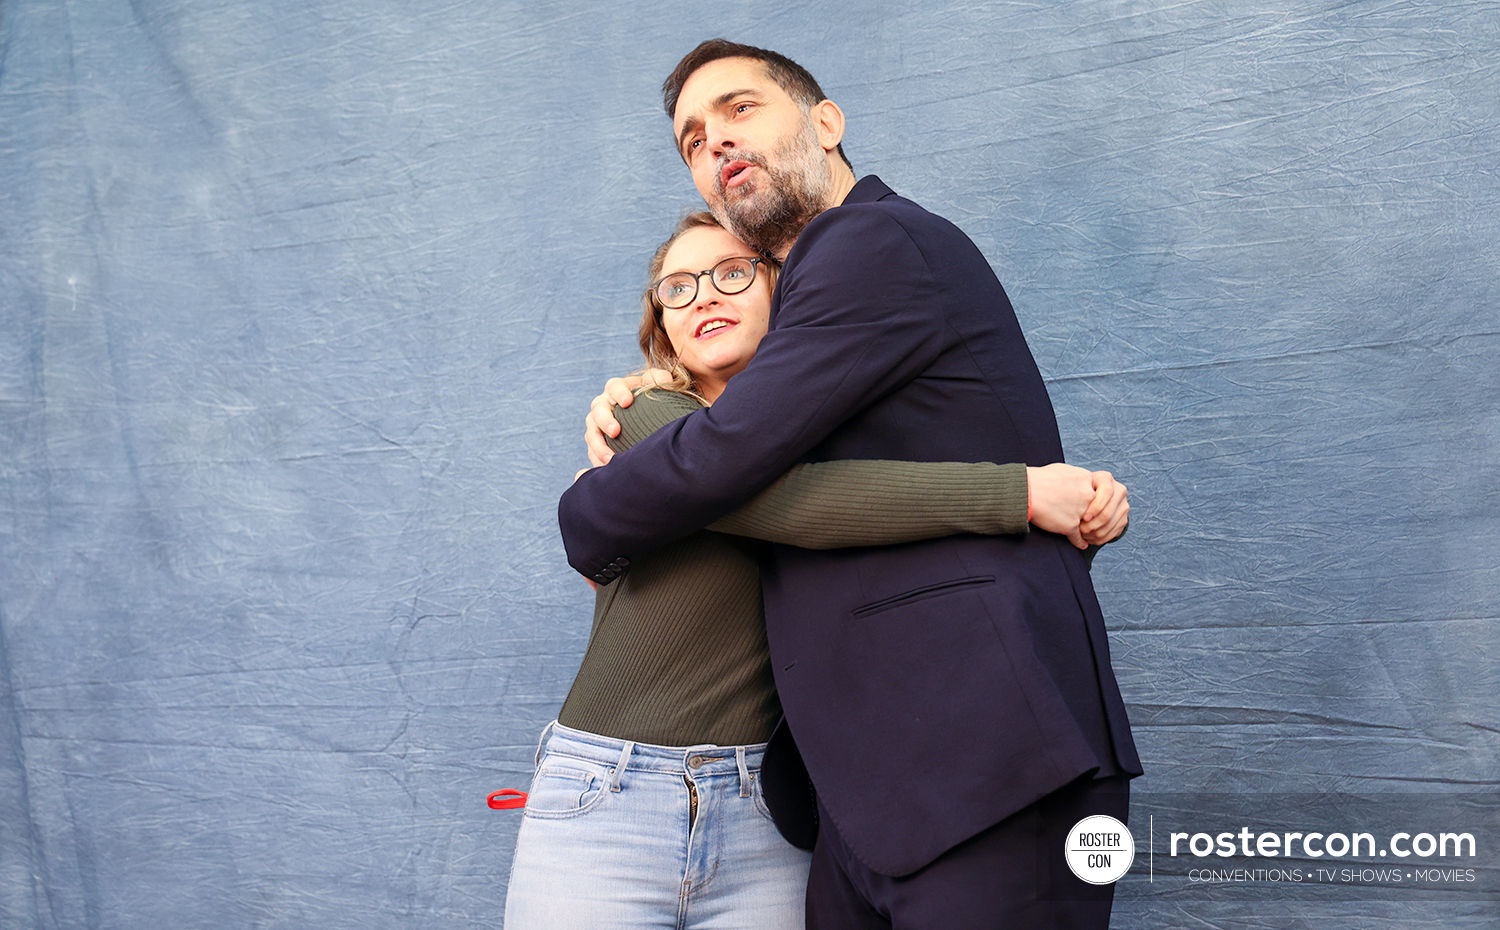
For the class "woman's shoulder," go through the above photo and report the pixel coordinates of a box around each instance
[609,388,706,453]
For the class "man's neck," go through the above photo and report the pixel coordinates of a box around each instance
[828,164,858,210]
[772,164,859,261]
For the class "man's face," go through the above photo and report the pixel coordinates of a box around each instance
[672,57,834,256]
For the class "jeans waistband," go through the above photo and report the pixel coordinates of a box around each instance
[536,721,766,785]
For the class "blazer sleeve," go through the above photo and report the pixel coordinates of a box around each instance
[605,390,1030,550]
[560,207,948,582]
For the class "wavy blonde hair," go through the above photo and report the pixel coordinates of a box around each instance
[636,211,780,399]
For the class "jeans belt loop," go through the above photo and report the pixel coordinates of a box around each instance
[736,746,751,798]
[611,741,634,792]
[533,721,556,766]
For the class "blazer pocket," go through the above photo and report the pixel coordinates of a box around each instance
[851,575,995,618]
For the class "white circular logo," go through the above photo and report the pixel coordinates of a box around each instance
[1065,814,1135,884]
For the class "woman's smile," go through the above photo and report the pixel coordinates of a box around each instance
[695,318,736,339]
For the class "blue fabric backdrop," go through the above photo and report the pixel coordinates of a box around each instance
[1,1,1496,927]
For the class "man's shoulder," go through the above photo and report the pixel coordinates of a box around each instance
[796,177,971,260]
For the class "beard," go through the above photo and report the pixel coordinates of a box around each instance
[711,119,834,258]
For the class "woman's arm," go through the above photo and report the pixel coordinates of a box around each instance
[708,459,1027,549]
[608,390,1029,550]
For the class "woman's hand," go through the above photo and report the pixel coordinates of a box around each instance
[1080,472,1129,546]
[1026,464,1094,548]
[1025,464,1129,549]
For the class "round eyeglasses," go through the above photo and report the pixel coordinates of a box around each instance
[650,256,768,310]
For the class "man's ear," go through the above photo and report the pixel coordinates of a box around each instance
[810,99,845,153]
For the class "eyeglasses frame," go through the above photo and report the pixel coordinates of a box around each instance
[648,256,769,312]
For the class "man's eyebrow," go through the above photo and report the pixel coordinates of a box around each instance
[676,115,704,160]
[675,88,764,158]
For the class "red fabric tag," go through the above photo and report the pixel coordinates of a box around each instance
[487,789,528,810]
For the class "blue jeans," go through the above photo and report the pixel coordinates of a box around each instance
[503,721,812,929]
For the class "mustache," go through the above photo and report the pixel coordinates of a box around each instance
[714,150,769,192]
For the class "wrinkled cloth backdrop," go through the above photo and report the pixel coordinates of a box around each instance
[1,1,1496,927]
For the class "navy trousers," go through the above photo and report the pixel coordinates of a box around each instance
[807,774,1131,929]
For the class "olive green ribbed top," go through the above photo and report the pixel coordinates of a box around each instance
[556,389,1029,747]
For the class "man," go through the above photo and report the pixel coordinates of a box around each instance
[560,40,1141,928]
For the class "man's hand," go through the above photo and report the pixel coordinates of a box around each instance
[583,369,672,466]
[1080,471,1129,546]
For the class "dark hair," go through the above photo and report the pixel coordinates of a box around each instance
[662,39,852,170]
[636,211,780,397]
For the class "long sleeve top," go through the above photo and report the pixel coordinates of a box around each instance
[556,389,1028,746]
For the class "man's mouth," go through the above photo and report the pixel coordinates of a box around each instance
[696,318,734,338]
[720,160,756,189]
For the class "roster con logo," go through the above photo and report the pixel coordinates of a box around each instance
[1168,828,1475,860]
[1067,815,1136,884]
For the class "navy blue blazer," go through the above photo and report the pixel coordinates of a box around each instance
[559,176,1141,876]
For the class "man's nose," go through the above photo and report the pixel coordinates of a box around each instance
[706,122,736,158]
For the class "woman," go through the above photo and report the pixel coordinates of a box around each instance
[503,213,1113,929]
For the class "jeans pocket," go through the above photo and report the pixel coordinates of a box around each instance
[750,770,778,823]
[523,756,610,820]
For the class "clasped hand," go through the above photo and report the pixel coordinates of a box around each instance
[580,372,1128,549]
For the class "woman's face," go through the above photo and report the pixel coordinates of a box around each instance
[657,225,772,402]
